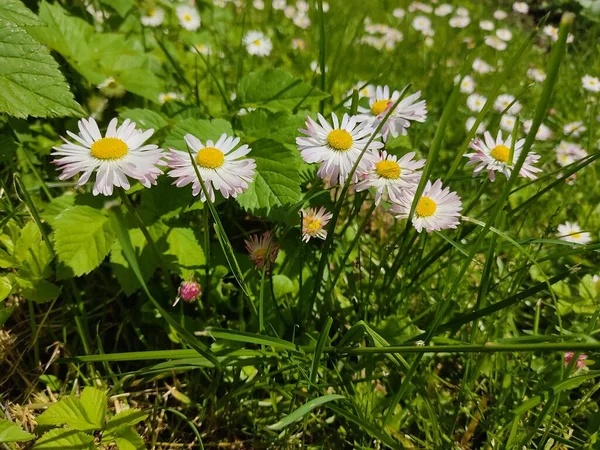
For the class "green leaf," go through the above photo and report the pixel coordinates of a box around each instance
[0,0,43,27]
[53,206,115,277]
[17,278,61,303]
[236,139,303,218]
[164,118,233,151]
[32,428,95,450]
[40,195,76,227]
[0,134,17,163]
[0,306,15,327]
[164,228,205,277]
[0,276,12,300]
[238,68,329,112]
[0,17,83,118]
[266,394,345,430]
[0,419,34,443]
[104,410,148,437]
[238,110,305,145]
[119,109,169,131]
[36,388,106,431]
[113,427,145,450]
[100,0,134,17]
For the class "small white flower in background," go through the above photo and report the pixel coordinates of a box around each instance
[409,2,432,13]
[466,93,486,112]
[354,150,425,205]
[389,179,463,233]
[543,25,559,41]
[322,2,329,13]
[458,75,475,94]
[523,120,553,140]
[214,0,227,7]
[237,107,256,116]
[494,94,521,114]
[52,117,165,196]
[97,77,126,98]
[291,38,306,51]
[191,43,212,56]
[159,92,183,104]
[272,0,286,9]
[557,222,591,245]
[500,114,517,133]
[465,130,541,181]
[563,121,586,137]
[86,2,108,24]
[141,7,165,27]
[296,0,309,12]
[296,113,383,186]
[176,5,201,31]
[284,5,295,17]
[479,20,494,31]
[301,207,333,242]
[434,4,453,16]
[466,117,486,134]
[455,7,470,17]
[166,133,256,202]
[412,16,432,32]
[527,67,546,83]
[473,58,495,74]
[567,33,575,44]
[243,31,273,56]
[494,10,508,20]
[513,2,529,14]
[582,75,600,93]
[293,13,311,29]
[449,16,470,28]
[356,85,428,141]
[485,35,507,51]
[343,82,375,107]
[393,8,406,19]
[253,0,265,9]
[555,141,587,167]
[310,61,328,74]
[424,36,434,47]
[496,28,512,41]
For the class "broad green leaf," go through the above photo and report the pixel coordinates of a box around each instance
[80,387,107,430]
[36,390,104,431]
[139,177,202,221]
[40,194,76,227]
[17,278,61,303]
[0,0,43,26]
[113,427,145,450]
[267,394,345,430]
[272,274,294,299]
[164,118,233,151]
[238,109,305,145]
[238,68,329,112]
[32,428,95,450]
[0,276,12,300]
[15,221,53,278]
[236,139,303,218]
[0,306,15,327]
[100,0,134,17]
[119,109,169,131]
[164,228,205,277]
[104,409,148,437]
[52,206,115,277]
[0,418,34,443]
[0,17,83,118]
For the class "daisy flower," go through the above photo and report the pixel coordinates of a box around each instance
[165,133,256,202]
[434,4,453,16]
[513,2,529,14]
[494,94,521,114]
[97,77,126,98]
[393,8,405,18]
[354,151,425,205]
[543,25,559,41]
[272,0,286,10]
[253,0,265,9]
[291,38,306,51]
[389,179,462,233]
[284,5,295,18]
[296,0,309,12]
[480,20,495,31]
[245,231,280,269]
[563,121,586,137]
[466,117,486,134]
[555,141,587,167]
[301,207,333,242]
[557,222,591,244]
[293,13,311,29]
[564,352,588,370]
[356,85,428,141]
[527,68,546,83]
[159,92,183,104]
[523,120,553,140]
[176,5,201,31]
[243,31,273,56]
[52,117,164,196]
[458,75,475,94]
[485,35,507,51]
[409,2,432,13]
[412,16,432,32]
[494,10,508,20]
[465,130,541,181]
[473,58,495,74]
[191,43,212,55]
[141,7,165,27]
[296,113,382,185]
[500,114,517,133]
[496,28,512,41]
[582,75,600,93]
[467,93,486,112]
[449,16,470,28]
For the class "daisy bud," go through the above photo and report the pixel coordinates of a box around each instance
[564,351,588,370]
[175,279,202,306]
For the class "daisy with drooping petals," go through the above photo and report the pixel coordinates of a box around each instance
[52,117,164,196]
[166,133,256,202]
[141,7,165,27]
[243,31,273,56]
[465,131,541,181]
[356,86,428,141]
[176,5,201,31]
[245,231,280,269]
[301,207,333,242]
[389,179,462,233]
[557,222,591,245]
[354,151,425,205]
[296,113,382,186]
[582,75,600,93]
[564,351,588,370]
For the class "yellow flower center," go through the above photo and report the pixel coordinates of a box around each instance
[490,144,510,163]
[416,197,437,217]
[148,9,156,16]
[196,147,225,169]
[371,99,390,116]
[90,137,128,160]
[327,129,353,151]
[253,39,262,45]
[572,232,581,239]
[253,247,267,259]
[184,14,192,21]
[304,216,322,234]
[375,160,401,179]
